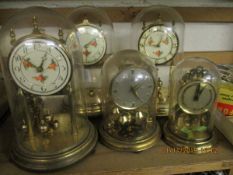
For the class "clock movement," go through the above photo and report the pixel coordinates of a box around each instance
[0,7,97,171]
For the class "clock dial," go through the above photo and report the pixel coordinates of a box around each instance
[77,25,106,65]
[178,81,216,115]
[138,25,178,64]
[9,38,71,95]
[111,68,155,109]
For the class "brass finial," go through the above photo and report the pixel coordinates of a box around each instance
[142,21,146,30]
[155,13,163,25]
[82,19,89,25]
[10,28,16,44]
[99,21,102,27]
[172,20,175,27]
[58,28,64,42]
[157,78,166,103]
[32,16,40,33]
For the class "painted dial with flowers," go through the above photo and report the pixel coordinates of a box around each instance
[77,24,106,65]
[9,38,71,95]
[138,25,178,64]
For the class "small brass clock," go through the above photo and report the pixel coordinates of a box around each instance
[100,50,160,152]
[163,57,220,154]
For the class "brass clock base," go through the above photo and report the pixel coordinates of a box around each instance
[99,124,160,152]
[76,105,101,117]
[10,121,97,171]
[86,104,102,117]
[163,122,217,154]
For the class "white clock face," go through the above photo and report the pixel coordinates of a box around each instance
[178,81,216,115]
[111,68,155,109]
[77,25,106,65]
[9,38,71,95]
[138,25,178,64]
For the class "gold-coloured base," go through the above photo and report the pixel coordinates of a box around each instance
[157,106,169,116]
[86,104,102,117]
[10,121,97,171]
[163,122,217,154]
[76,105,102,117]
[99,124,160,152]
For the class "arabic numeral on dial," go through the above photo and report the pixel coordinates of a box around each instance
[19,77,26,82]
[23,47,28,54]
[46,48,52,54]
[15,55,22,62]
[41,86,47,92]
[62,66,66,71]
[14,66,21,72]
[34,43,40,50]
[59,75,64,81]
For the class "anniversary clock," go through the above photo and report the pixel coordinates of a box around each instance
[99,50,160,152]
[132,6,185,116]
[69,6,113,116]
[163,57,220,154]
[0,7,97,171]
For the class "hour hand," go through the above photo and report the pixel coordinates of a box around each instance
[130,84,143,102]
[84,38,96,48]
[37,54,47,72]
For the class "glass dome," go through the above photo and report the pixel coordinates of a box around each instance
[0,7,97,171]
[163,57,220,154]
[99,50,160,152]
[69,6,114,117]
[131,6,184,65]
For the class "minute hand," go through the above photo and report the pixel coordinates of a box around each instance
[193,83,206,101]
[84,38,96,48]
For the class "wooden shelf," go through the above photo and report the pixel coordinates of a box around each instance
[0,7,233,24]
[0,0,233,24]
[0,118,233,175]
[1,0,233,8]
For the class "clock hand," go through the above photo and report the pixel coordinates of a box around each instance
[37,53,47,72]
[193,83,206,101]
[84,38,97,48]
[148,36,162,48]
[130,84,143,102]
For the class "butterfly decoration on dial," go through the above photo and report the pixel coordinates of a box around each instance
[9,38,71,95]
[111,68,155,110]
[76,19,106,65]
[138,25,179,64]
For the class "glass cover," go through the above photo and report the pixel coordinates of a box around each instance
[69,6,113,116]
[101,50,158,141]
[131,6,184,65]
[168,57,220,141]
[0,7,92,165]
